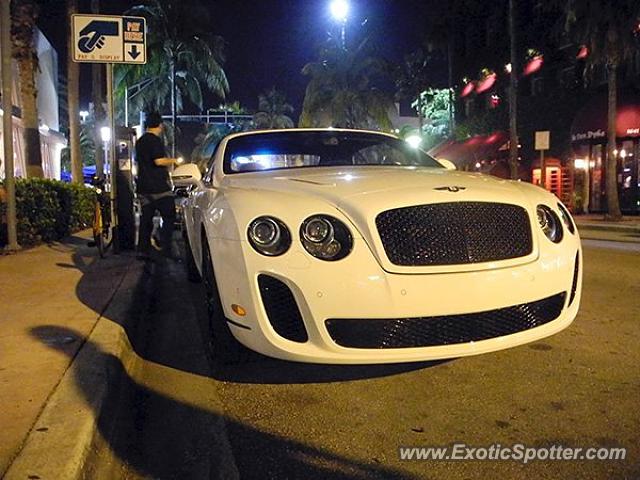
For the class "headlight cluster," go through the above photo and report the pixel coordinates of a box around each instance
[300,215,353,261]
[536,205,563,243]
[247,216,291,256]
[247,214,353,260]
[557,202,575,234]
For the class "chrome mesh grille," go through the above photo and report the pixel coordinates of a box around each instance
[326,293,566,349]
[375,202,532,266]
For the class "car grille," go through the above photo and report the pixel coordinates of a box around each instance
[375,202,533,266]
[325,292,566,349]
[258,274,308,343]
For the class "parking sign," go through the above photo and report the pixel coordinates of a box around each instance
[72,14,146,64]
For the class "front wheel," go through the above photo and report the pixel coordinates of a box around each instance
[201,237,246,365]
[183,230,202,283]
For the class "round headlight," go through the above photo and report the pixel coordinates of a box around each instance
[247,216,291,256]
[302,217,334,244]
[536,205,563,243]
[300,215,353,261]
[250,218,279,247]
[557,202,575,234]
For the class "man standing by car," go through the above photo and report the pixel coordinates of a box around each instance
[135,112,180,260]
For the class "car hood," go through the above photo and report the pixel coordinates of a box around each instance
[222,167,538,273]
[223,166,529,209]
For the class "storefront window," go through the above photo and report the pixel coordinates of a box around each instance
[620,140,638,212]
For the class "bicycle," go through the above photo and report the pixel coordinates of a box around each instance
[89,176,114,258]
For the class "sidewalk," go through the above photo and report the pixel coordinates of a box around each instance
[0,231,141,477]
[574,214,640,243]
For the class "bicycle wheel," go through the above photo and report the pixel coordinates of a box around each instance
[101,220,114,254]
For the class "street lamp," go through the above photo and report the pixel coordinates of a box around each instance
[330,0,349,48]
[100,126,111,176]
[79,110,89,123]
[405,134,422,149]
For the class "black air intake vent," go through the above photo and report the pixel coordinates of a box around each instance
[258,275,308,343]
[326,293,566,349]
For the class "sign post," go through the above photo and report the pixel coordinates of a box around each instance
[72,14,146,252]
[535,130,550,190]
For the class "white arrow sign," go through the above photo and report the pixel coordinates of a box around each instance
[72,14,146,64]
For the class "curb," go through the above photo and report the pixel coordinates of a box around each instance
[3,259,145,480]
[575,223,640,234]
[579,233,640,244]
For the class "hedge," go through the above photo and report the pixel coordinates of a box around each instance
[0,178,94,247]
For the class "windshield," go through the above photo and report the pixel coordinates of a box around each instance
[223,131,443,174]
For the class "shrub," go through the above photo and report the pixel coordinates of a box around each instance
[0,179,94,247]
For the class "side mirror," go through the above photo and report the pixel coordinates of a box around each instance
[437,158,457,171]
[172,163,202,187]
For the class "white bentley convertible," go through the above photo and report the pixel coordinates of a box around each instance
[174,129,582,364]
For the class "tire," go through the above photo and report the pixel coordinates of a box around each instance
[201,236,246,364]
[183,231,202,283]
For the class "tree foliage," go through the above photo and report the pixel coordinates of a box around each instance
[414,88,453,150]
[563,0,639,73]
[394,49,433,127]
[253,88,294,129]
[300,37,393,130]
[115,0,229,125]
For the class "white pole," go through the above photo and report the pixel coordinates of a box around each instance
[1,0,19,251]
[106,63,119,252]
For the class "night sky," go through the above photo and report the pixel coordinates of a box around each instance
[37,0,437,115]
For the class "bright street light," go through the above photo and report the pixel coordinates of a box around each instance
[405,134,422,149]
[330,0,348,48]
[330,0,349,22]
[100,126,111,143]
[79,110,89,123]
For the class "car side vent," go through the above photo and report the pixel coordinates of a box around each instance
[258,275,309,343]
[569,252,580,307]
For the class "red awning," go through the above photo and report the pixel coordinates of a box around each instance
[571,91,640,142]
[428,131,509,167]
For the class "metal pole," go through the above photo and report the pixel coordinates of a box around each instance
[540,149,546,190]
[124,85,128,127]
[106,63,119,253]
[1,0,19,251]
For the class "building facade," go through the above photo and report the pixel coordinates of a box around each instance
[0,28,65,180]
[443,0,640,213]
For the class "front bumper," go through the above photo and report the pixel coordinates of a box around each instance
[213,236,582,364]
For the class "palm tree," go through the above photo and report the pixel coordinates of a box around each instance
[253,88,294,129]
[11,0,42,178]
[394,49,432,132]
[564,0,640,220]
[300,37,393,130]
[117,0,229,156]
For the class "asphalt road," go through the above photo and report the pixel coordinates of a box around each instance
[90,242,640,479]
